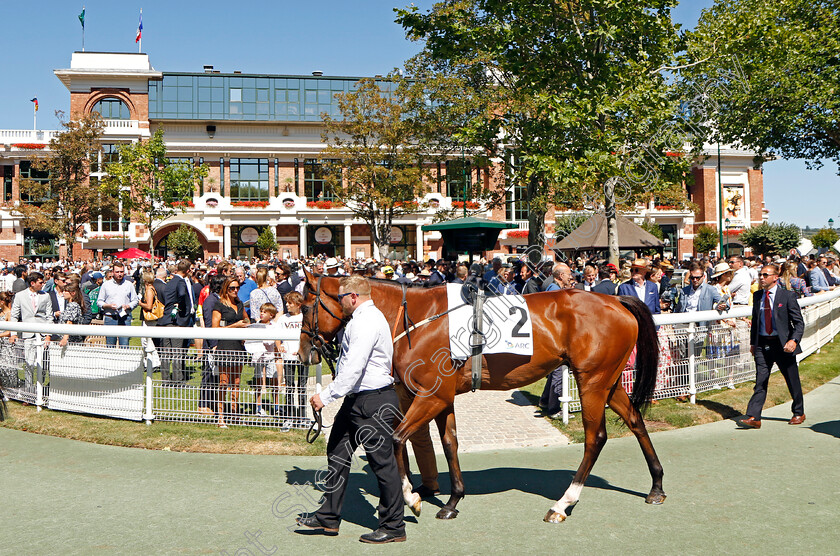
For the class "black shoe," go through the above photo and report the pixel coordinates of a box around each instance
[412,485,440,499]
[359,529,406,544]
[295,515,338,535]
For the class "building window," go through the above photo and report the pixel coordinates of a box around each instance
[304,159,336,202]
[220,158,225,196]
[92,98,131,120]
[446,160,471,202]
[2,166,13,202]
[230,158,269,202]
[229,88,242,115]
[506,180,529,221]
[19,161,49,204]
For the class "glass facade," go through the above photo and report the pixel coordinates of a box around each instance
[304,159,336,202]
[230,158,269,201]
[92,98,131,120]
[446,160,471,202]
[506,181,529,221]
[148,73,394,122]
[19,161,49,204]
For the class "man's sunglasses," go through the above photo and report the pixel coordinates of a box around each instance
[337,292,357,302]
[759,273,775,278]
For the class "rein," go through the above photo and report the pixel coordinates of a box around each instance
[301,275,346,444]
[392,302,467,345]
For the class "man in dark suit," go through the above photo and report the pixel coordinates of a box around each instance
[161,259,196,383]
[591,266,618,295]
[574,263,598,292]
[617,259,661,316]
[275,263,293,313]
[739,264,806,429]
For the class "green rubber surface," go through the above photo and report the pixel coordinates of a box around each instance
[1,376,839,555]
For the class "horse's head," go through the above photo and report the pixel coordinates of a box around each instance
[298,267,346,365]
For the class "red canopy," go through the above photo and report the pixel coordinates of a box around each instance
[114,247,153,260]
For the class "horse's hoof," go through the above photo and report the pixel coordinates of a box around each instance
[543,510,566,523]
[435,507,459,520]
[408,494,422,517]
[645,492,666,505]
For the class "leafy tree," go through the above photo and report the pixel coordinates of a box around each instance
[166,224,203,260]
[683,0,840,172]
[640,221,665,241]
[397,0,697,265]
[693,225,719,255]
[102,129,208,253]
[255,226,278,259]
[321,78,431,259]
[738,222,801,256]
[811,227,839,249]
[15,112,109,259]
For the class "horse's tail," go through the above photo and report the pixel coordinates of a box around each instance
[618,295,659,411]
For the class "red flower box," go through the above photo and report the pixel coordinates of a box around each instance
[232,200,269,208]
[506,230,529,239]
[654,205,676,210]
[452,201,480,210]
[306,200,345,209]
[11,143,46,150]
[172,201,195,208]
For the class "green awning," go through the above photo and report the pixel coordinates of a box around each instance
[422,216,519,231]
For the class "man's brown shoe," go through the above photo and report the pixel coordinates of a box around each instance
[788,414,806,425]
[737,416,761,429]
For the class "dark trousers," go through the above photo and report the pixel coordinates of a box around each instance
[283,359,308,421]
[747,336,804,419]
[198,360,218,409]
[540,365,569,415]
[315,387,404,534]
[161,326,189,382]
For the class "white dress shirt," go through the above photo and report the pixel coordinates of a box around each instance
[320,299,394,407]
[729,267,752,305]
[633,280,647,301]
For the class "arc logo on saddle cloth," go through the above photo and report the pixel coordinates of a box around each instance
[446,283,534,360]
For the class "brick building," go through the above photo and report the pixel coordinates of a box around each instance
[0,51,767,262]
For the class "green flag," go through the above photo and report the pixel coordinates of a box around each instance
[78,7,85,28]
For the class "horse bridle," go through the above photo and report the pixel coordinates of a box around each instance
[300,275,347,443]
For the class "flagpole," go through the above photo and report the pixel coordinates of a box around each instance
[33,103,37,132]
[138,8,142,53]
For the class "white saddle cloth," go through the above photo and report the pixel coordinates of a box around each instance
[446,283,534,360]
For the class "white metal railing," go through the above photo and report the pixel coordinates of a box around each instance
[0,323,320,429]
[1,288,839,429]
[0,129,60,143]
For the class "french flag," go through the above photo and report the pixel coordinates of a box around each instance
[135,10,143,43]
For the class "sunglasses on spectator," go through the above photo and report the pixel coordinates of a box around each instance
[337,292,356,302]
[759,273,775,278]
[690,275,703,280]
[228,286,240,290]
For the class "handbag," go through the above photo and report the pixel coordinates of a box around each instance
[143,289,165,321]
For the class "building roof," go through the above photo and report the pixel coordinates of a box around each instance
[553,213,664,252]
[422,216,519,231]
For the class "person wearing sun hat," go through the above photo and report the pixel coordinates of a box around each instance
[617,258,661,316]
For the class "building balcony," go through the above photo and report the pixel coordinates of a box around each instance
[0,129,60,148]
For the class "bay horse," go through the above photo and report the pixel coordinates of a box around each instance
[297,271,665,523]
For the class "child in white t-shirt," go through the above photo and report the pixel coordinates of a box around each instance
[252,303,283,416]
[276,292,305,426]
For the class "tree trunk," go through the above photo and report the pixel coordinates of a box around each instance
[604,179,620,266]
[526,174,545,267]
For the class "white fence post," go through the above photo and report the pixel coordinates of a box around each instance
[560,366,571,425]
[35,335,45,412]
[143,341,155,425]
[687,322,697,404]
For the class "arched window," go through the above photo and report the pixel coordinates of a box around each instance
[91,98,131,120]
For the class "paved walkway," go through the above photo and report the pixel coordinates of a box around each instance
[321,382,570,453]
[2,375,839,554]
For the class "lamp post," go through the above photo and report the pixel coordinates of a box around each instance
[121,216,130,250]
[724,218,731,258]
[829,218,834,228]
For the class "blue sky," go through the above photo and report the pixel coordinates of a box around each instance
[1,0,835,228]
